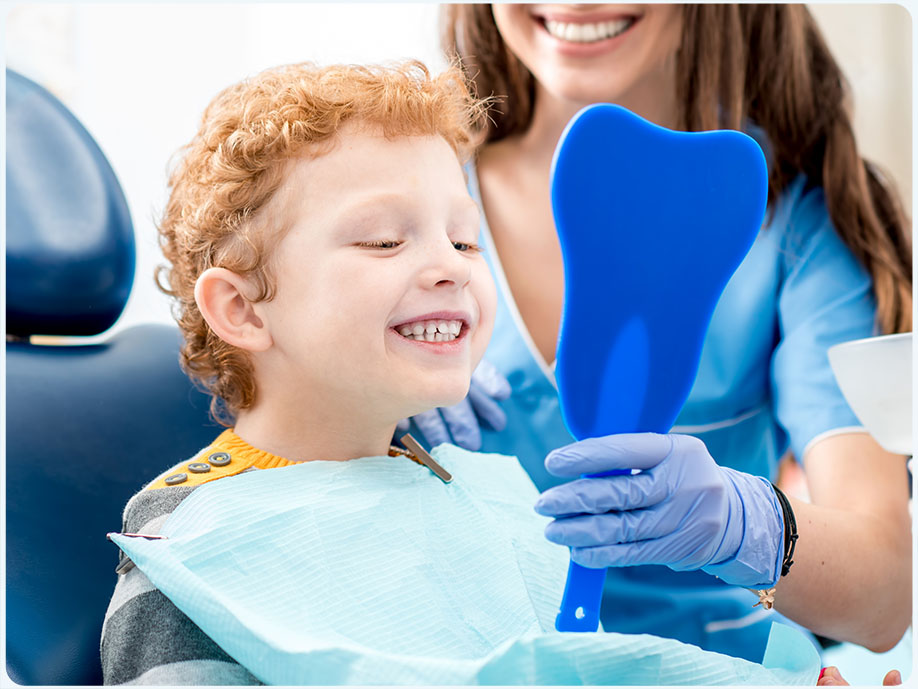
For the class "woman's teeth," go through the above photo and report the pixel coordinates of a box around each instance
[397,319,462,343]
[543,18,634,43]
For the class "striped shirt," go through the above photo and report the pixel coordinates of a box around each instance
[101,429,300,685]
[101,429,424,684]
[101,483,262,685]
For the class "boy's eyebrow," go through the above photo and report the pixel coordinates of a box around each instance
[328,193,415,231]
[452,196,481,224]
[327,192,479,235]
[345,192,416,212]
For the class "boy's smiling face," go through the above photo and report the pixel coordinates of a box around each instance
[253,125,496,427]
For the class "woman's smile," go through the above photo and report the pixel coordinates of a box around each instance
[532,6,641,56]
[491,3,682,121]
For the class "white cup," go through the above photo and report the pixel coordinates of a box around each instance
[827,332,912,456]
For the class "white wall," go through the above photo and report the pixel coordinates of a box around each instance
[6,3,445,334]
[6,4,911,336]
[809,4,912,215]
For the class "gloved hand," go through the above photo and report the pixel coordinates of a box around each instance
[396,360,511,451]
[534,433,785,588]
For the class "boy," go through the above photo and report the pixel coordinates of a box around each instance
[102,60,499,684]
[101,59,820,686]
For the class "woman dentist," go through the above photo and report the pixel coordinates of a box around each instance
[419,3,913,663]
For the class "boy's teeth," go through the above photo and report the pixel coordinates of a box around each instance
[397,319,463,342]
[544,18,633,43]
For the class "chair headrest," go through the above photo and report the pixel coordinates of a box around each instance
[6,69,135,337]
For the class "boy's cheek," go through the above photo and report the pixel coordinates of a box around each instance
[470,313,496,371]
[473,270,498,358]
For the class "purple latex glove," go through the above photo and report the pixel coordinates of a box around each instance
[396,360,511,451]
[534,433,785,588]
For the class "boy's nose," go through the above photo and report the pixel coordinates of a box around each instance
[423,239,472,289]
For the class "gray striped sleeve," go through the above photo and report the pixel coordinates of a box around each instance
[122,484,196,532]
[101,565,157,640]
[113,486,195,575]
[101,587,260,685]
[123,660,262,685]
[101,484,261,685]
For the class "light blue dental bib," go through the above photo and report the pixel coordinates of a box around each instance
[111,445,819,685]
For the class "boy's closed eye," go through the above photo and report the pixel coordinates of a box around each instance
[355,239,482,253]
[358,239,402,249]
[451,241,482,253]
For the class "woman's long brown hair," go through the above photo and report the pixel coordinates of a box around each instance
[442,4,912,334]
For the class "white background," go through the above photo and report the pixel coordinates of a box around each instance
[5,3,912,336]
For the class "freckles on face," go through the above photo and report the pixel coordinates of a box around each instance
[253,127,497,418]
[260,233,401,410]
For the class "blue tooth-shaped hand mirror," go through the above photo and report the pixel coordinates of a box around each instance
[550,104,768,632]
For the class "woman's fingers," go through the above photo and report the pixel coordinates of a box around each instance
[535,472,666,516]
[411,408,453,447]
[467,383,508,431]
[439,401,482,450]
[816,666,901,687]
[544,506,676,548]
[545,433,675,477]
[883,670,902,686]
[470,359,511,400]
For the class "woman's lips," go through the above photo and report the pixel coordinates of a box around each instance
[533,11,640,55]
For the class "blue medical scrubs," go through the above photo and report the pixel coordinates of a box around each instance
[466,164,876,661]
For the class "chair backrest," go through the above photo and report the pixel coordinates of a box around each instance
[5,69,220,685]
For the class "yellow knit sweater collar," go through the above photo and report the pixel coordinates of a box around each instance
[210,428,303,469]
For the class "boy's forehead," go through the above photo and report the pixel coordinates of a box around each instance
[257,127,475,247]
[278,127,467,207]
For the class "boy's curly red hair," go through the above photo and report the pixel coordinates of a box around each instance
[156,60,486,423]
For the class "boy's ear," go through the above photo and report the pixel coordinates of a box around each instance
[194,267,272,352]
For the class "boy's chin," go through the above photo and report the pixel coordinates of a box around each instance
[402,390,470,421]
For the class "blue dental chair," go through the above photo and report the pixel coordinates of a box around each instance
[6,69,221,685]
